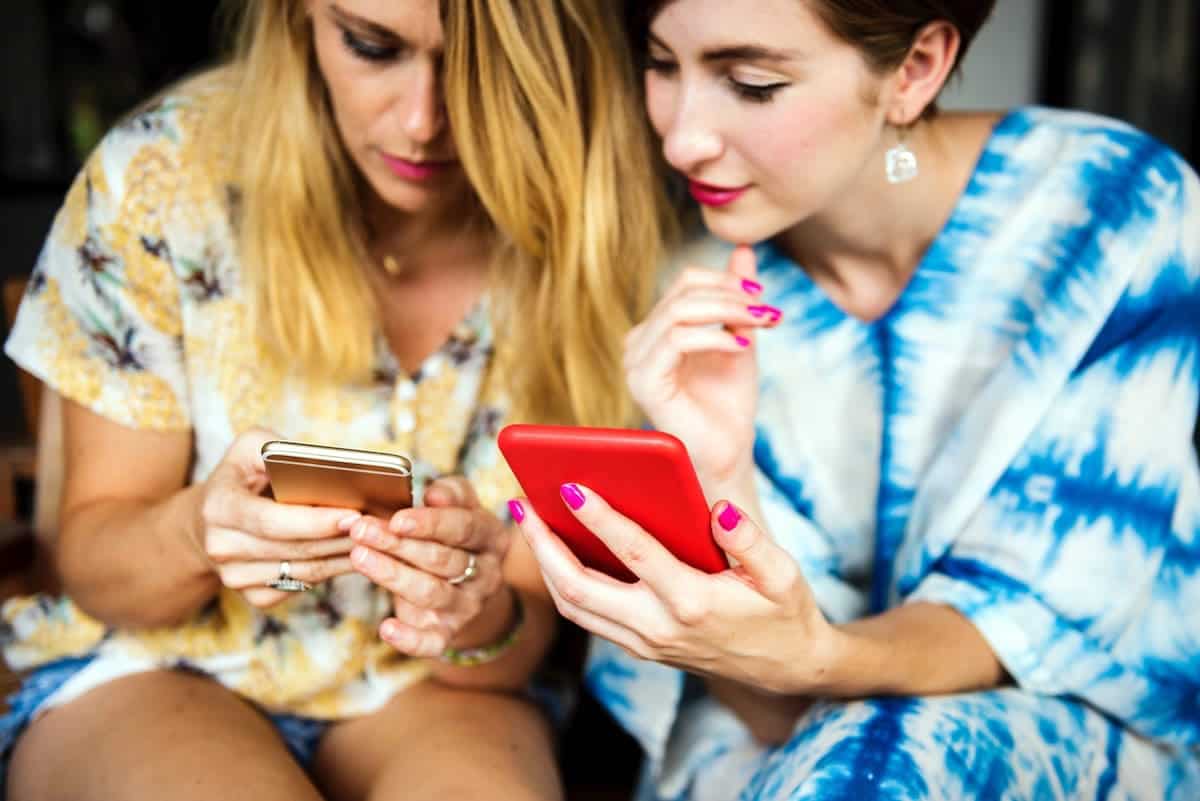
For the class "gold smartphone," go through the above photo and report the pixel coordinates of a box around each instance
[261,440,413,516]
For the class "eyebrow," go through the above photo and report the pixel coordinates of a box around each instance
[329,3,401,41]
[648,33,803,65]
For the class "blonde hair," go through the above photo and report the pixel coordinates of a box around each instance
[203,0,670,426]
[443,0,673,426]
[211,0,377,380]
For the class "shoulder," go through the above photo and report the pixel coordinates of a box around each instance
[985,107,1194,215]
[85,70,237,214]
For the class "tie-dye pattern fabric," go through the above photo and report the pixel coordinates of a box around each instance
[589,107,1200,800]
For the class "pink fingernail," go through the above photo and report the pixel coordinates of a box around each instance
[560,483,586,511]
[717,503,741,531]
[741,279,763,295]
[735,335,751,348]
[748,304,782,320]
[508,499,526,523]
[338,513,362,532]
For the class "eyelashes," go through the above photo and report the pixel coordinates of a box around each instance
[340,27,400,63]
[644,57,788,105]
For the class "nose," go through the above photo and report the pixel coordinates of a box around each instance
[403,60,445,145]
[660,90,724,175]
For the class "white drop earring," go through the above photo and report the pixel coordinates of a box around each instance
[885,128,919,184]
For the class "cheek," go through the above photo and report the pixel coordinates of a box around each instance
[745,98,869,188]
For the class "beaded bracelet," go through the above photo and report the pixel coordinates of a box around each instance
[440,588,525,667]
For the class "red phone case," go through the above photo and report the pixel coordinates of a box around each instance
[498,424,727,582]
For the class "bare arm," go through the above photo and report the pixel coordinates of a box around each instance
[56,398,217,628]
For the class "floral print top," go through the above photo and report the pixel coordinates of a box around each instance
[2,86,519,719]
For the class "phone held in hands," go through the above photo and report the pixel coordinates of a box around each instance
[498,424,727,582]
[261,440,413,517]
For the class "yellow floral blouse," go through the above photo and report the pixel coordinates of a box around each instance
[2,89,519,719]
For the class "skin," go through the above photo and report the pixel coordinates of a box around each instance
[11,2,560,799]
[515,0,1007,746]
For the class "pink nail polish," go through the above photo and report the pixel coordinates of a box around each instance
[718,503,741,531]
[741,279,763,295]
[560,483,586,511]
[508,499,526,523]
[748,304,782,320]
[734,335,751,348]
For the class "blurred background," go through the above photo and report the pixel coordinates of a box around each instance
[0,0,1197,457]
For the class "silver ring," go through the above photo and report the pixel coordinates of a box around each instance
[268,560,312,593]
[447,552,478,586]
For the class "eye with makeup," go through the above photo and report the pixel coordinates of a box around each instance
[339,26,401,63]
[728,72,788,104]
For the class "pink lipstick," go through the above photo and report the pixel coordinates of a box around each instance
[688,179,749,207]
[381,152,455,182]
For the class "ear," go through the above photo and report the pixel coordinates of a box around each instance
[885,21,961,126]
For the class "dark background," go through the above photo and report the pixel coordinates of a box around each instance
[0,1,1197,439]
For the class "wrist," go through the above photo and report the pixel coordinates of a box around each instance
[441,586,524,667]
[179,484,217,577]
[448,583,516,651]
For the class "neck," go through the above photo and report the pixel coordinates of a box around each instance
[362,185,491,281]
[775,113,994,319]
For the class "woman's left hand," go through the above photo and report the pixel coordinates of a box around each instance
[512,485,838,694]
[349,476,512,657]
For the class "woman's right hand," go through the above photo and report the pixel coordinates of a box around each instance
[196,430,362,608]
[623,245,780,491]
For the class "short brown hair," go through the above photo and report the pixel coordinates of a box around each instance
[629,0,997,115]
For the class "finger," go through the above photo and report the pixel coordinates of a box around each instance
[557,483,706,604]
[629,326,753,390]
[205,528,356,564]
[725,244,760,342]
[423,476,481,510]
[660,265,764,306]
[539,570,655,660]
[217,556,355,590]
[241,587,292,609]
[626,287,780,366]
[378,618,448,658]
[388,595,457,638]
[210,488,361,541]
[386,507,508,555]
[711,501,798,602]
[510,496,660,624]
[350,545,458,610]
[354,523,477,582]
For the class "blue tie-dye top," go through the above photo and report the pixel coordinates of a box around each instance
[587,107,1200,779]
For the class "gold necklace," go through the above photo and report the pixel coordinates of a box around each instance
[381,254,403,277]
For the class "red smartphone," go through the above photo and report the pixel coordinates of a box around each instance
[497,424,728,583]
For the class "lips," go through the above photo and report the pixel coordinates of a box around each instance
[380,152,456,182]
[688,179,749,208]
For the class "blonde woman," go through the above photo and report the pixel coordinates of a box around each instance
[0,1,667,799]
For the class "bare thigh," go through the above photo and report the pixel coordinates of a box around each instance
[8,670,324,801]
[313,680,561,801]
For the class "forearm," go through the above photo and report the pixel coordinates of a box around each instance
[714,474,1004,698]
[57,484,220,628]
[430,584,557,692]
[815,602,1005,697]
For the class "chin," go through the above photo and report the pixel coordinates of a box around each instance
[699,207,789,247]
